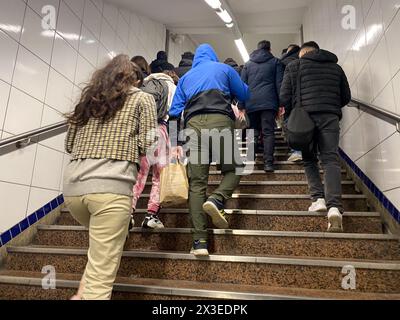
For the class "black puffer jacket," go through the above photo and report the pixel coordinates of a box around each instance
[241,49,284,113]
[280,46,300,68]
[280,49,351,118]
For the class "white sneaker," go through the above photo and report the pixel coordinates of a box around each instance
[287,152,303,163]
[142,214,165,229]
[327,208,343,233]
[190,240,209,257]
[308,198,327,212]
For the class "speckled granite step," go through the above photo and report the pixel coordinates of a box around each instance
[206,170,349,182]
[136,194,368,211]
[34,226,399,260]
[1,271,399,300]
[57,209,383,234]
[5,247,400,294]
[143,180,358,195]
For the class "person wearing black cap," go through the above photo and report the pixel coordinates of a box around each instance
[150,51,175,74]
[175,51,195,78]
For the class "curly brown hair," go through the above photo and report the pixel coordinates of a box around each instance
[67,54,143,127]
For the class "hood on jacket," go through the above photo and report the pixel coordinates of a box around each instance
[224,58,239,68]
[302,49,338,63]
[281,46,300,61]
[145,73,174,85]
[193,44,219,68]
[250,48,274,64]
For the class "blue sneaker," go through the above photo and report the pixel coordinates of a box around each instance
[190,240,209,256]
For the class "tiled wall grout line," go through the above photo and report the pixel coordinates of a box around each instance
[23,0,61,220]
[352,132,397,163]
[0,3,28,138]
[0,179,61,193]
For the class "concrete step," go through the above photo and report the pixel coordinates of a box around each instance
[1,271,399,300]
[207,170,349,182]
[58,209,382,234]
[136,194,369,211]
[143,180,358,195]
[5,247,400,294]
[34,226,400,261]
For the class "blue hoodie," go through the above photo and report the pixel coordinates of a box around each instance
[169,44,250,123]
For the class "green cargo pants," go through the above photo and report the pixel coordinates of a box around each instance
[186,114,243,241]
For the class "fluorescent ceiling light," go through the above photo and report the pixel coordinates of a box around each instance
[216,9,233,24]
[226,22,234,28]
[235,38,250,63]
[204,0,222,9]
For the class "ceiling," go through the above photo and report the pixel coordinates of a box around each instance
[108,0,312,63]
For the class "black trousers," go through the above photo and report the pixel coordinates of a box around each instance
[302,113,343,212]
[248,110,276,164]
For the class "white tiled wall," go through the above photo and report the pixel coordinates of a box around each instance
[168,34,197,68]
[0,0,167,233]
[303,0,400,210]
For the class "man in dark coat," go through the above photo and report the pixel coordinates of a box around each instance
[281,44,300,69]
[280,44,303,163]
[241,40,284,172]
[150,51,175,74]
[175,52,194,78]
[224,58,243,75]
[280,41,351,233]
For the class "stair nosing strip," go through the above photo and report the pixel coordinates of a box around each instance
[59,208,380,217]
[7,246,400,270]
[134,194,366,199]
[36,225,398,240]
[0,276,316,300]
[209,170,347,174]
[145,181,355,186]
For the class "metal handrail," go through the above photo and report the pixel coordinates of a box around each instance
[349,99,400,132]
[0,121,68,152]
[0,98,398,150]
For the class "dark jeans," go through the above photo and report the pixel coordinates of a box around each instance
[248,110,276,164]
[302,113,343,212]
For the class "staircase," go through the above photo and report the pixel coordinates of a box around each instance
[0,130,399,300]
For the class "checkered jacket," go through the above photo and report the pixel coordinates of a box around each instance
[65,89,158,165]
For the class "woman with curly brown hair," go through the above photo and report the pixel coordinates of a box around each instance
[63,54,157,300]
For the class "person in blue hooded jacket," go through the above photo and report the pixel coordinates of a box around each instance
[170,44,250,256]
[241,40,284,172]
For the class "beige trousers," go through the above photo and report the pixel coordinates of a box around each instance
[64,194,131,300]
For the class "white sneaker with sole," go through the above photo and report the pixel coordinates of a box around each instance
[190,240,209,256]
[142,214,165,229]
[308,198,327,212]
[287,152,303,163]
[327,208,343,233]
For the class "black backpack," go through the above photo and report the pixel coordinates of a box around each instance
[286,62,315,152]
[142,78,169,121]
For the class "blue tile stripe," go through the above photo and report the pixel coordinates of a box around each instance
[339,148,400,225]
[0,194,64,248]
